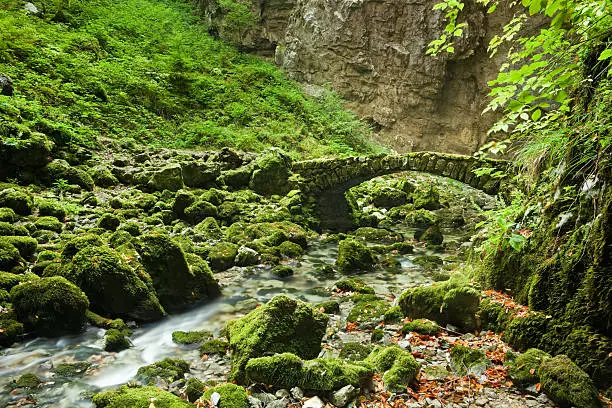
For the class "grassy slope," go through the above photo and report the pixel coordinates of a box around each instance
[0,0,382,158]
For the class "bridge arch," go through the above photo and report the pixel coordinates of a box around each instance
[291,152,509,231]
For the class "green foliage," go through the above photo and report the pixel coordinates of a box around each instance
[0,0,378,158]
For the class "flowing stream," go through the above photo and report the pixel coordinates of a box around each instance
[0,226,467,407]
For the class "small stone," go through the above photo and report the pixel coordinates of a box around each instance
[275,389,291,399]
[0,74,13,96]
[248,396,263,408]
[331,385,359,407]
[24,2,40,15]
[303,396,325,408]
[290,387,304,400]
[209,391,221,406]
[475,397,487,406]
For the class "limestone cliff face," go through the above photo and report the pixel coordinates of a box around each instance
[201,0,511,154]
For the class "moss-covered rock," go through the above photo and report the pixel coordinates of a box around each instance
[136,234,220,311]
[401,319,439,335]
[200,338,229,355]
[34,216,63,233]
[449,345,490,376]
[185,377,205,402]
[97,213,122,231]
[89,165,119,187]
[539,355,602,408]
[172,330,212,345]
[41,160,94,190]
[10,276,89,336]
[37,200,66,220]
[226,294,329,382]
[202,383,249,408]
[0,240,21,271]
[193,217,224,240]
[207,242,239,271]
[93,385,191,408]
[245,352,373,391]
[184,199,218,224]
[364,345,420,392]
[336,238,376,274]
[353,227,403,244]
[383,305,403,323]
[1,236,38,260]
[15,373,41,389]
[136,358,190,385]
[0,316,24,347]
[104,328,131,352]
[270,265,293,278]
[507,348,551,387]
[405,209,437,229]
[335,277,375,294]
[172,189,195,217]
[61,233,104,260]
[0,207,16,223]
[0,188,33,215]
[64,246,165,321]
[315,300,340,314]
[53,361,91,377]
[339,342,373,361]
[249,150,291,196]
[234,245,259,267]
[418,224,444,246]
[412,184,440,210]
[398,274,480,331]
[347,298,388,326]
[276,240,304,258]
[148,164,183,191]
[502,312,550,351]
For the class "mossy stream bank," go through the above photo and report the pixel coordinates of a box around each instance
[0,145,607,408]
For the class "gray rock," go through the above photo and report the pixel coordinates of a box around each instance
[235,246,260,267]
[331,385,359,407]
[24,2,40,15]
[247,396,263,408]
[275,389,290,399]
[303,396,325,408]
[0,74,13,96]
[290,386,304,400]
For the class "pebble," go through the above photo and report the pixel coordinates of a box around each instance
[303,396,325,408]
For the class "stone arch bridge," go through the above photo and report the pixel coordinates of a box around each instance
[290,152,509,231]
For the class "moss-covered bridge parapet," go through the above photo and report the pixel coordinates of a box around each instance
[292,152,510,195]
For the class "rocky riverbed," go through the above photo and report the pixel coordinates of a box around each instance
[0,145,607,408]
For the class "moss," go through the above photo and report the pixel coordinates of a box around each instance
[109,230,133,248]
[148,164,184,191]
[42,160,94,190]
[353,227,402,244]
[89,165,119,187]
[1,236,38,259]
[97,213,121,231]
[227,221,308,249]
[34,216,63,233]
[0,242,21,271]
[226,294,329,382]
[339,342,373,361]
[202,383,249,408]
[10,276,89,336]
[185,377,205,402]
[0,207,16,223]
[93,385,191,408]
[478,298,512,332]
[383,306,403,323]
[136,358,190,385]
[0,316,24,347]
[412,184,440,210]
[172,190,196,217]
[270,265,293,278]
[193,217,224,240]
[539,355,602,408]
[0,188,33,215]
[347,298,388,326]
[449,345,490,376]
[104,328,131,352]
[371,328,384,342]
[64,246,165,321]
[398,274,480,331]
[276,240,304,258]
[364,345,420,392]
[245,352,373,391]
[418,224,444,246]
[401,319,439,335]
[335,277,375,294]
[172,330,212,345]
[37,200,66,220]
[200,339,229,355]
[119,221,141,236]
[54,361,91,377]
[507,348,551,387]
[184,199,218,224]
[61,233,104,259]
[136,234,220,311]
[0,271,37,291]
[335,238,376,274]
[249,150,291,196]
[405,209,437,229]
[15,373,40,389]
[502,312,550,351]
[207,242,239,271]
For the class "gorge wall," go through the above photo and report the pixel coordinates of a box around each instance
[199,0,517,154]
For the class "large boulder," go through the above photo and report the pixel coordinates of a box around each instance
[507,348,551,387]
[10,276,89,336]
[40,159,94,190]
[539,355,602,408]
[335,238,376,274]
[63,246,165,321]
[227,295,329,382]
[0,189,34,216]
[181,161,220,188]
[93,385,191,408]
[398,274,480,331]
[249,150,292,195]
[135,234,220,311]
[148,164,183,191]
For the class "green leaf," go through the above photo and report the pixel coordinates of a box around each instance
[598,49,612,61]
[531,109,542,121]
[508,234,526,252]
